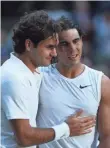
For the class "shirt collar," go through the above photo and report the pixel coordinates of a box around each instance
[10,52,40,80]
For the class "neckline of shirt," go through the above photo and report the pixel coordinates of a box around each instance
[10,52,40,75]
[52,63,88,82]
[10,53,41,83]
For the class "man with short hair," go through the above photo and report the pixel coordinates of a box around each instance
[37,17,110,148]
[1,11,95,148]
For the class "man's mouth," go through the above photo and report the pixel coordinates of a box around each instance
[68,54,78,60]
[46,57,52,61]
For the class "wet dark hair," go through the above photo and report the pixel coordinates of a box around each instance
[12,10,61,54]
[57,16,85,37]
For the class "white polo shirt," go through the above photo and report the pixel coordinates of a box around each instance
[1,53,42,148]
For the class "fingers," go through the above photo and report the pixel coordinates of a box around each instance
[73,109,83,118]
[66,113,96,137]
[80,116,96,123]
[70,128,92,136]
[79,121,96,131]
[78,129,92,135]
[83,124,95,131]
[78,116,96,130]
[81,119,96,127]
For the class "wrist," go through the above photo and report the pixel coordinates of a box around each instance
[52,122,70,140]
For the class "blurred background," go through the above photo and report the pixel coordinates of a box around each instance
[1,1,110,77]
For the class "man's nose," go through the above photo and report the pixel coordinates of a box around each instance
[69,44,76,53]
[51,48,57,57]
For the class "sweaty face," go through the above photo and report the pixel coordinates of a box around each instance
[30,35,58,67]
[57,29,83,67]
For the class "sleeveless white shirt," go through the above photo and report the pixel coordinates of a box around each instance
[37,64,103,148]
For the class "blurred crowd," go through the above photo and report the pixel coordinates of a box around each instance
[1,1,110,77]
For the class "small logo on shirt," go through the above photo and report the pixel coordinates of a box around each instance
[80,85,92,89]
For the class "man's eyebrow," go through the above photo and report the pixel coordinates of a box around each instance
[73,37,80,41]
[46,44,56,48]
[59,40,68,44]
[59,37,81,44]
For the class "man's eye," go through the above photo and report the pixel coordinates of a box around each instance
[46,46,55,50]
[59,42,68,46]
[49,46,54,49]
[73,39,80,44]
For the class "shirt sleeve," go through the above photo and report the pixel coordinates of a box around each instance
[1,76,30,120]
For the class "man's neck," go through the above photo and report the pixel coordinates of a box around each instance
[15,53,36,73]
[56,63,85,79]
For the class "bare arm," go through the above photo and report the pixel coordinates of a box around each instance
[98,75,110,148]
[10,119,55,147]
[10,111,95,147]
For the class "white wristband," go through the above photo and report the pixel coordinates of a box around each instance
[52,122,70,140]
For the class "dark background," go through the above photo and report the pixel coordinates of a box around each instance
[1,1,110,77]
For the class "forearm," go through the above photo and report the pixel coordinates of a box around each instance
[98,136,110,148]
[18,127,55,147]
[18,122,70,146]
[11,119,70,147]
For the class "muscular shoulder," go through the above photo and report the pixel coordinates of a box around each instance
[101,75,110,84]
[101,75,110,103]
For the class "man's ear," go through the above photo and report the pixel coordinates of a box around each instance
[25,39,32,51]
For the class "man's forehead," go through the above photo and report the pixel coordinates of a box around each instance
[48,34,59,45]
[59,29,80,41]
[40,34,58,42]
[46,34,58,41]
